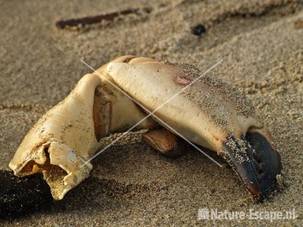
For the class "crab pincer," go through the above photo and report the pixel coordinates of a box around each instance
[8,56,282,203]
[223,132,282,200]
[106,57,283,200]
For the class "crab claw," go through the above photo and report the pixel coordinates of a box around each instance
[222,131,282,201]
[105,56,284,200]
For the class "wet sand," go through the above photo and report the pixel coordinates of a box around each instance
[0,0,302,225]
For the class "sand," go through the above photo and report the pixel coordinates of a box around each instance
[0,0,302,225]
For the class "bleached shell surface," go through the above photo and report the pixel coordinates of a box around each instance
[106,59,262,152]
[9,74,101,199]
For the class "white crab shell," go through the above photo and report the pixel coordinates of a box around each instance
[9,56,155,200]
[9,56,276,200]
[105,57,265,152]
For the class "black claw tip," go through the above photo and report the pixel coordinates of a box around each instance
[222,132,282,201]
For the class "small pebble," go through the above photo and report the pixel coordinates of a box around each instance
[191,24,206,37]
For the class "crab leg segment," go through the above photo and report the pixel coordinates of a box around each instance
[9,74,101,199]
[9,69,155,200]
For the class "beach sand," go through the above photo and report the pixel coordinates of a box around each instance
[0,0,302,225]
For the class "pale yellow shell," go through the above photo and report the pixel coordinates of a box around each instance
[9,56,154,200]
[9,56,267,200]
[106,57,264,152]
